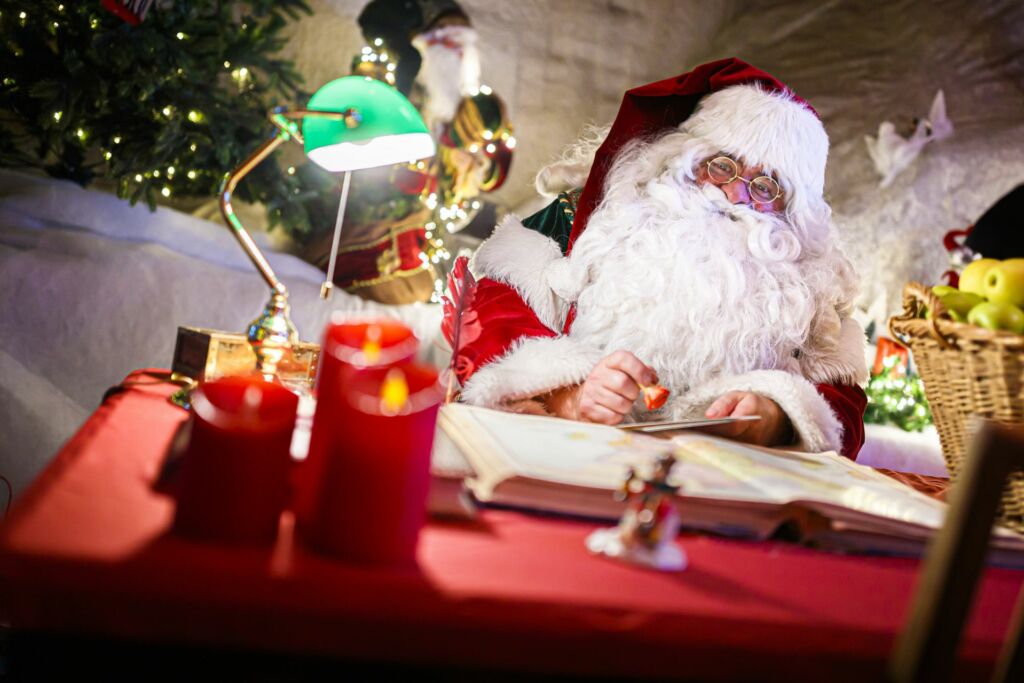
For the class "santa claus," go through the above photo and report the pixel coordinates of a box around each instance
[444,59,868,458]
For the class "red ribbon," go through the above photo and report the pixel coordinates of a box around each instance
[101,0,142,26]
[942,226,973,251]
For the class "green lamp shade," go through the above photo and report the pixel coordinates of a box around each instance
[303,76,435,172]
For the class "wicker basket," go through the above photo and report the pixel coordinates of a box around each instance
[889,282,1024,532]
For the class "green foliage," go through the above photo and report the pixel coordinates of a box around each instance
[864,355,934,432]
[0,0,341,241]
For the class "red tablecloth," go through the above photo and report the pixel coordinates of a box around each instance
[0,370,1020,681]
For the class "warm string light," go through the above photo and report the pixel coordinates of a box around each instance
[230,66,252,90]
[358,42,396,85]
[20,9,477,244]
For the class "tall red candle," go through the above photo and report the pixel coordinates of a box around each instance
[174,376,298,544]
[293,319,419,533]
[310,361,441,565]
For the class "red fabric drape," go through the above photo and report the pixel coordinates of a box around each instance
[1,371,1017,683]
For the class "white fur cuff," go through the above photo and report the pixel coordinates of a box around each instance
[460,335,601,408]
[679,369,845,454]
[471,215,568,331]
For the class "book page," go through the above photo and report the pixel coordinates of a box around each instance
[671,435,947,529]
[445,405,772,503]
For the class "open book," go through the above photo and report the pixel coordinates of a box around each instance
[440,404,1024,562]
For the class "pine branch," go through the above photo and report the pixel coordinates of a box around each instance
[0,0,342,241]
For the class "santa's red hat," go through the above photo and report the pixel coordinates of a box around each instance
[564,58,829,252]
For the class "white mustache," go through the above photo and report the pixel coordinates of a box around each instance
[699,182,754,221]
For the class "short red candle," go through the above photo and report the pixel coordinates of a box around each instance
[174,376,298,544]
[293,318,419,533]
[309,361,441,565]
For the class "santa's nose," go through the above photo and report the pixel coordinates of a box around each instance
[721,178,751,205]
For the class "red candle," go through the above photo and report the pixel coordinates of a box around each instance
[174,376,298,544]
[310,361,441,565]
[293,319,418,533]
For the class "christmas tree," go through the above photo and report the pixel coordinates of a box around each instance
[0,0,341,240]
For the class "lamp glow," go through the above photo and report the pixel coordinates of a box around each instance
[306,133,435,172]
[303,76,434,171]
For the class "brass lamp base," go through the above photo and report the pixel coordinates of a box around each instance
[172,325,320,388]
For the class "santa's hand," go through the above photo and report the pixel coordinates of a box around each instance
[575,350,658,425]
[701,391,794,447]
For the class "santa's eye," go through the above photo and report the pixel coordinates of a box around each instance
[750,176,781,203]
[707,157,737,182]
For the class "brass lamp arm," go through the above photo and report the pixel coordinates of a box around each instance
[218,106,360,295]
[219,132,291,295]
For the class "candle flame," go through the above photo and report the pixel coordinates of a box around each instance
[380,368,409,412]
[363,324,383,363]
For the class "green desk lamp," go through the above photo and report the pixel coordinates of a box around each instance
[219,76,435,378]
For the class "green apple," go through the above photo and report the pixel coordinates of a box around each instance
[983,258,1024,308]
[932,285,958,297]
[959,258,1001,296]
[933,289,985,319]
[966,301,1024,334]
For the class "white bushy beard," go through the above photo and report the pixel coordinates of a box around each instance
[412,26,481,134]
[562,131,845,395]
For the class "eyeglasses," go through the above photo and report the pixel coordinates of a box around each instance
[705,156,783,205]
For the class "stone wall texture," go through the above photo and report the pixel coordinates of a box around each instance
[283,0,1024,322]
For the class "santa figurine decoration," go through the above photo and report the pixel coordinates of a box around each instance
[300,0,515,305]
[586,453,687,572]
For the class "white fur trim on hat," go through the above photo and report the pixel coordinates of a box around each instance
[460,335,601,407]
[683,84,829,203]
[471,214,569,331]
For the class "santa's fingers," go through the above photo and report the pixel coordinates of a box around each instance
[732,393,764,417]
[602,350,658,388]
[602,369,644,401]
[700,392,759,438]
[587,385,634,416]
[577,398,626,425]
[705,391,747,418]
[586,364,642,402]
